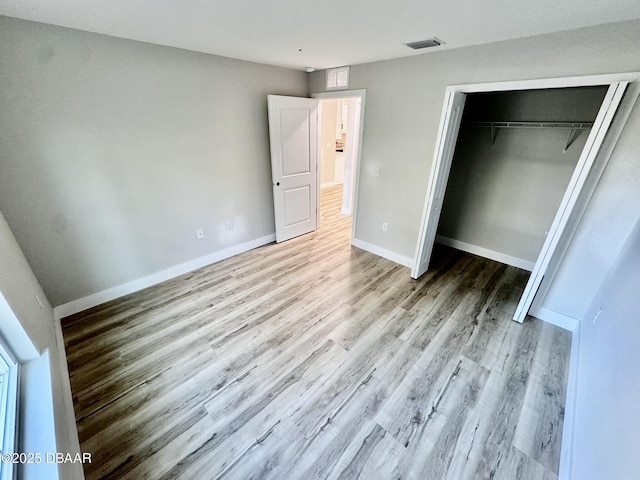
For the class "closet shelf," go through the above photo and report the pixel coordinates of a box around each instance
[466,121,594,152]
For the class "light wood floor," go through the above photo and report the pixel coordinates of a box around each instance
[62,184,571,480]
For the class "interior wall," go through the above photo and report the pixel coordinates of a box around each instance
[437,87,606,263]
[309,19,640,320]
[0,16,307,307]
[0,209,82,480]
[0,211,55,359]
[541,90,640,319]
[320,99,338,186]
[572,217,640,479]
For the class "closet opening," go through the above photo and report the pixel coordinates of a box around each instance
[436,87,607,271]
[412,74,636,323]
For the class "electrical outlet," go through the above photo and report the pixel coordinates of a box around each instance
[225,220,233,231]
[196,228,204,240]
[382,222,388,232]
[373,167,380,177]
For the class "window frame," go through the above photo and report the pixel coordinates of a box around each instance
[0,336,19,480]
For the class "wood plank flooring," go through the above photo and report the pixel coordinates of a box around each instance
[62,184,571,480]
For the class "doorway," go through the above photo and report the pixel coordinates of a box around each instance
[267,91,365,244]
[313,90,365,243]
[412,74,636,323]
[317,97,359,236]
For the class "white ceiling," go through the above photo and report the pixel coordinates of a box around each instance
[1,0,639,70]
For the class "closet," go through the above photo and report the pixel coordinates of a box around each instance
[435,86,608,271]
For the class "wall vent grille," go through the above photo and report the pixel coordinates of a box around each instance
[406,38,443,49]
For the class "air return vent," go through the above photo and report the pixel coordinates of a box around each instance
[406,38,443,49]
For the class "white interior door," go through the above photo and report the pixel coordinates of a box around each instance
[267,95,318,243]
[512,81,628,322]
[411,90,466,278]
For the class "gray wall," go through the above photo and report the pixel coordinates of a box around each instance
[0,16,307,306]
[320,99,338,185]
[572,218,640,479]
[309,19,640,320]
[437,88,606,263]
[2,14,640,322]
[0,210,82,479]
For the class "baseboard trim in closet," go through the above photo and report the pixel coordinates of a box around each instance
[53,233,276,319]
[435,235,535,272]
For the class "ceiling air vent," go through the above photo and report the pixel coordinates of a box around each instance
[406,38,443,50]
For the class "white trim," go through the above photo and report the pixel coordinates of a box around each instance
[313,88,366,100]
[321,180,344,189]
[340,207,351,216]
[315,98,323,229]
[19,350,60,480]
[54,234,275,319]
[0,335,18,480]
[352,238,413,268]
[528,305,581,480]
[530,306,579,332]
[558,321,581,480]
[435,235,535,271]
[51,314,84,479]
[452,72,640,93]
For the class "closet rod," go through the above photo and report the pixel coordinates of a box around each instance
[468,121,593,129]
[467,121,594,151]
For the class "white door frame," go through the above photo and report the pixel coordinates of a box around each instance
[412,72,639,323]
[312,89,366,245]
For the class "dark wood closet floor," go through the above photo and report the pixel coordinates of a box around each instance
[62,184,571,480]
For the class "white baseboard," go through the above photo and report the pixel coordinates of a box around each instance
[558,321,581,480]
[435,235,536,271]
[54,234,275,319]
[351,238,413,268]
[529,307,580,480]
[340,207,352,216]
[51,318,84,479]
[530,306,579,332]
[531,306,580,479]
[321,180,344,189]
